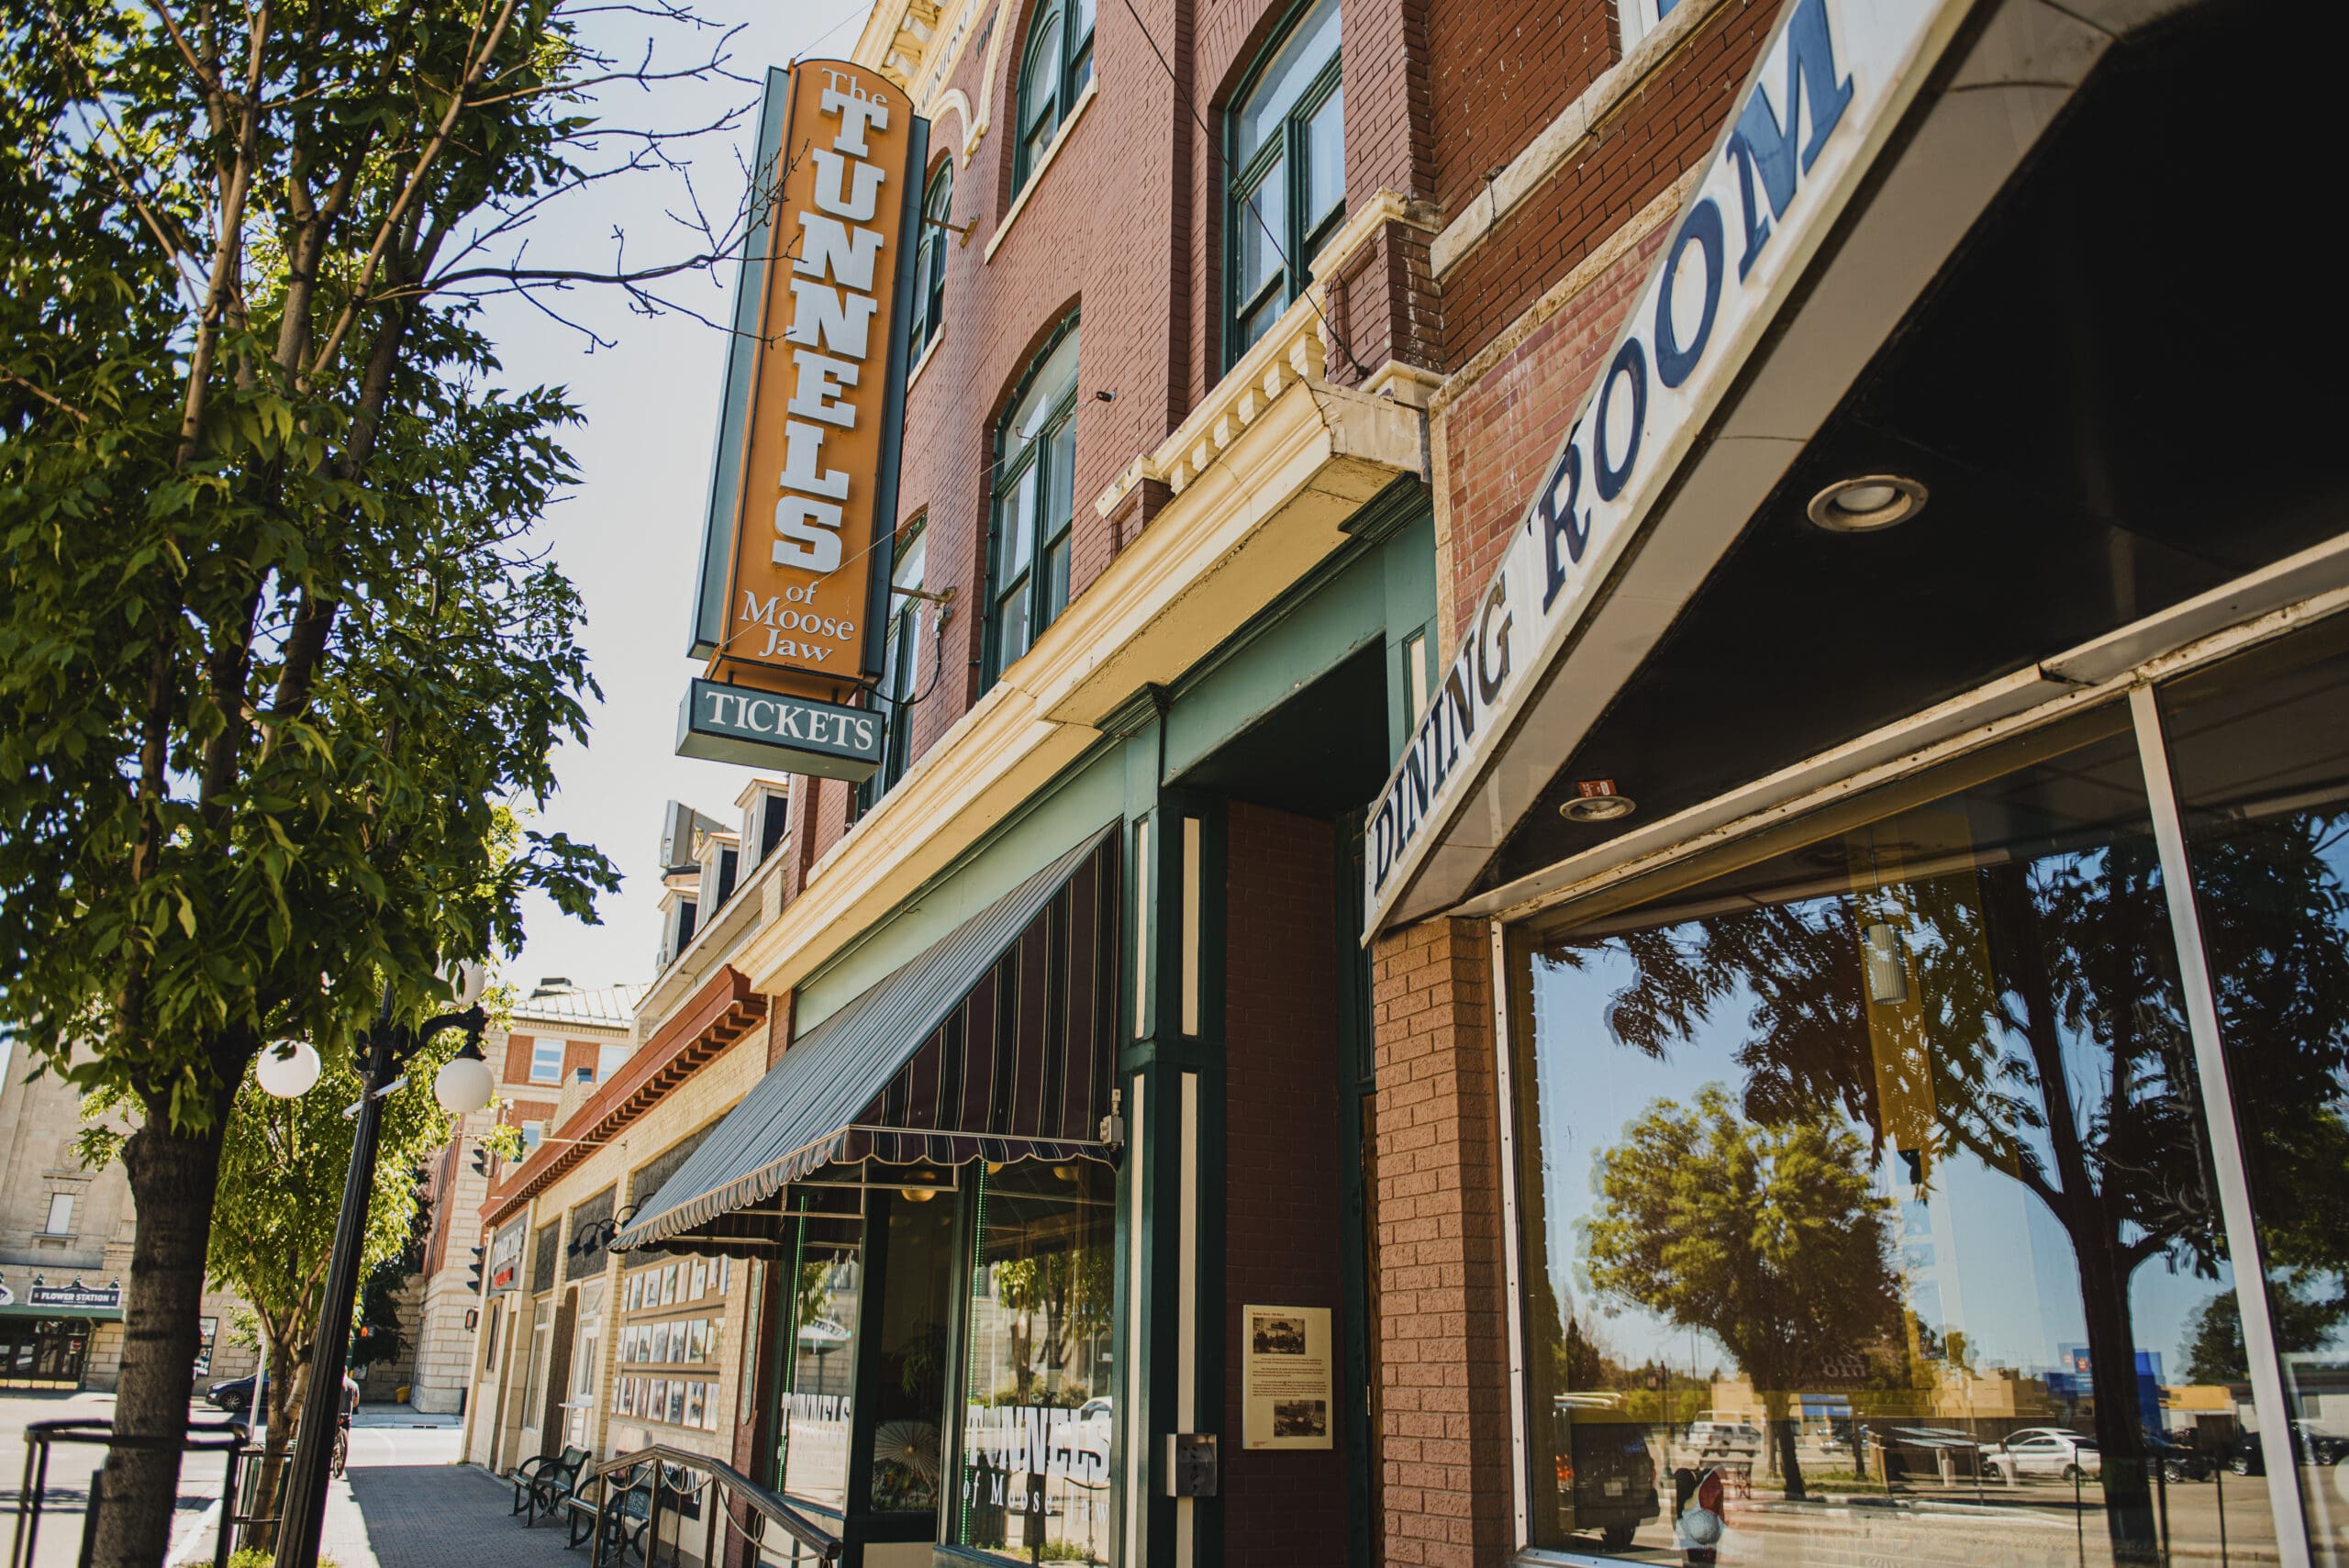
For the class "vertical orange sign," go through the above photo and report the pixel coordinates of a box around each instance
[710,61,920,700]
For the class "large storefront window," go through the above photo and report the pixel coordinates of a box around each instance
[955,1161,1116,1564]
[776,1239,861,1513]
[1508,710,2279,1565]
[2161,623,2349,1567]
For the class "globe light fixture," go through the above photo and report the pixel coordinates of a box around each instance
[434,1042,496,1116]
[255,1039,323,1100]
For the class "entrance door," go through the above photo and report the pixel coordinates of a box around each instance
[0,1318,91,1389]
[564,1283,604,1451]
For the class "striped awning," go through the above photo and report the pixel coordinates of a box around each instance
[608,828,1120,1255]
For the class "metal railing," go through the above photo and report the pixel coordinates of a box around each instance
[10,1418,251,1568]
[577,1444,840,1568]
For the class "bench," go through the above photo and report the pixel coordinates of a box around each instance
[514,1445,591,1527]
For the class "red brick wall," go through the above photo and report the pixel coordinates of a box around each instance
[1435,0,1780,369]
[1438,217,1664,635]
[1425,1,1615,218]
[1222,803,1345,1567]
[1372,917,1512,1568]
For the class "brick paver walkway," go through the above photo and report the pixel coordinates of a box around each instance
[343,1465,586,1568]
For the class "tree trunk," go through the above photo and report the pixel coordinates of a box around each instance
[91,1118,228,1568]
[2073,1227,2161,1564]
[1765,1391,1807,1501]
[247,1338,304,1552]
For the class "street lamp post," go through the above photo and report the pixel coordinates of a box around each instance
[262,967,498,1568]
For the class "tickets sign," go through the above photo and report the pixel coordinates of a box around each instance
[686,60,925,716]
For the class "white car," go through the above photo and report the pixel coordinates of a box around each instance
[1687,1418,1765,1458]
[1983,1428,2101,1481]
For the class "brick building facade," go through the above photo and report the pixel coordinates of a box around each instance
[444,0,2349,1564]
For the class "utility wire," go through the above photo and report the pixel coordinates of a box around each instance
[1118,0,1372,379]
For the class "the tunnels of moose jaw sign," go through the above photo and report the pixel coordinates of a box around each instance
[1361,0,1960,935]
[680,61,925,776]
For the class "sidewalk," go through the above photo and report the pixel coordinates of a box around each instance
[176,1464,591,1568]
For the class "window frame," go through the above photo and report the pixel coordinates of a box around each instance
[982,318,1083,689]
[855,519,930,817]
[908,161,953,361]
[43,1193,73,1235]
[528,1037,563,1084]
[1224,0,1345,369]
[1011,0,1096,198]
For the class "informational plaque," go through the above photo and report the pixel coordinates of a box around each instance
[1241,1305,1333,1451]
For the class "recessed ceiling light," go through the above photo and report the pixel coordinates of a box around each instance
[1561,780,1637,823]
[1809,473,1928,533]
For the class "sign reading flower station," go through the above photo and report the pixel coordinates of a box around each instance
[679,59,928,778]
[28,1278,121,1311]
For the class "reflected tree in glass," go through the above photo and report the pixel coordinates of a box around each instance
[1580,1084,1902,1499]
[1582,834,2222,1562]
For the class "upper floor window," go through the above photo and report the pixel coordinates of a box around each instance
[909,162,953,361]
[44,1193,73,1235]
[1228,0,1343,361]
[529,1038,563,1084]
[1014,0,1096,196]
[985,324,1082,684]
[858,524,930,816]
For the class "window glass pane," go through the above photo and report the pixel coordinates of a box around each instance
[954,1162,1116,1565]
[1510,710,2276,1564]
[530,1039,563,1083]
[997,584,1031,669]
[1045,417,1075,539]
[1008,332,1082,450]
[1073,0,1095,46]
[1236,0,1341,164]
[1002,465,1038,580]
[1303,82,1345,235]
[1042,539,1070,628]
[778,1246,860,1510]
[865,1182,957,1514]
[1239,291,1285,356]
[1022,16,1063,137]
[2158,620,2349,1566]
[1236,164,1285,313]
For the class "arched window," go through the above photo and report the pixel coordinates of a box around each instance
[908,162,953,360]
[854,519,929,817]
[985,322,1081,684]
[1013,0,1096,195]
[1227,0,1343,361]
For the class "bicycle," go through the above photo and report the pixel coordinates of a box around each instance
[329,1416,351,1480]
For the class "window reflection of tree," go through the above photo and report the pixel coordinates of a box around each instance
[1548,784,2349,1563]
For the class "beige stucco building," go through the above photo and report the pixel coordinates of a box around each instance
[0,1040,257,1392]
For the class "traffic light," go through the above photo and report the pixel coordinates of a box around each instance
[470,1144,490,1178]
[463,1245,484,1294]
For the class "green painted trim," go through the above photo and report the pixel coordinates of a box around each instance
[1332,812,1376,1568]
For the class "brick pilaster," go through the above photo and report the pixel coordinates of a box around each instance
[1372,917,1514,1567]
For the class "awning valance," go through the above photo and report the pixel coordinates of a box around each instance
[609,828,1120,1255]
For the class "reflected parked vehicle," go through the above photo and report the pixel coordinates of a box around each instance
[1553,1400,1661,1551]
[1981,1429,2100,1482]
[1870,1426,1992,1482]
[2226,1421,2349,1475]
[1685,1412,1764,1461]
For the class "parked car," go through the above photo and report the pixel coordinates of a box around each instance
[2144,1433,2214,1483]
[206,1373,261,1413]
[1554,1401,1661,1551]
[2226,1422,2349,1475]
[1686,1413,1765,1461]
[1982,1429,2101,1482]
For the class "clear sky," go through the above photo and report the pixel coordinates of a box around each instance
[477,0,874,995]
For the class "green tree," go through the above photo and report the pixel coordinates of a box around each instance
[1579,1084,1901,1501]
[0,3,751,1556]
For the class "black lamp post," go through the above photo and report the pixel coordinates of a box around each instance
[261,973,496,1568]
